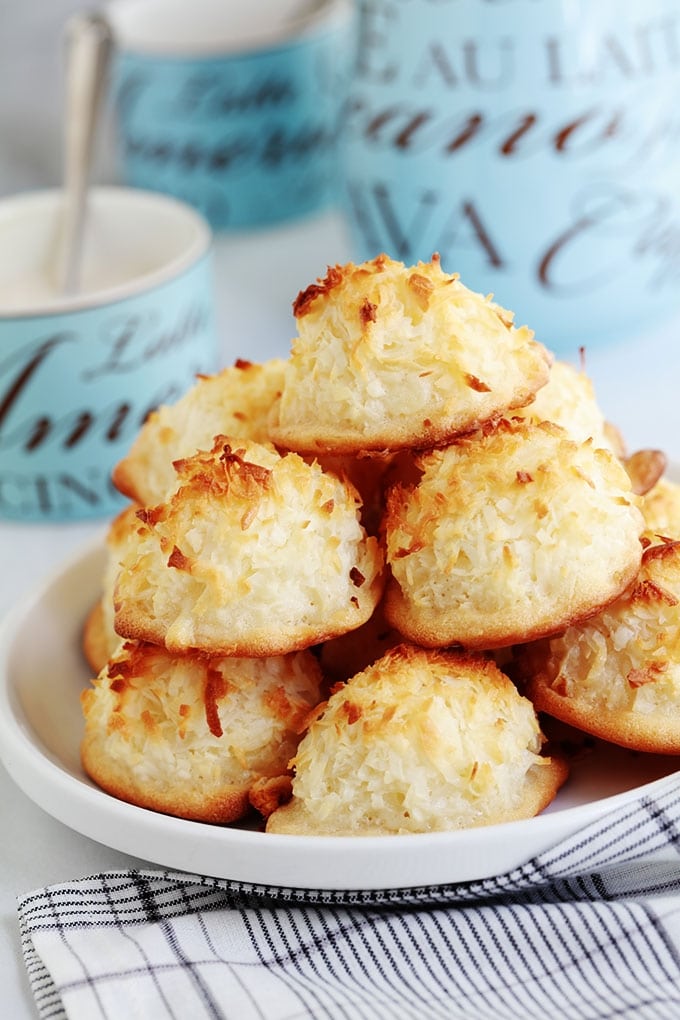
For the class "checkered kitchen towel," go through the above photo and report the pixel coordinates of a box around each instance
[17,775,680,1020]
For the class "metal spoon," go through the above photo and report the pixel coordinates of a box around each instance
[57,11,113,296]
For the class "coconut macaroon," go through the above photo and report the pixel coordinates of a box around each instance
[82,504,145,673]
[518,540,680,754]
[267,645,567,836]
[113,358,285,505]
[383,418,645,650]
[81,640,324,823]
[511,359,616,450]
[641,475,680,538]
[114,435,384,656]
[268,254,551,454]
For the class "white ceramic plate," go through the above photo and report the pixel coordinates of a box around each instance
[1,539,679,892]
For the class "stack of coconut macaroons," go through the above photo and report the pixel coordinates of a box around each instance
[81,253,678,838]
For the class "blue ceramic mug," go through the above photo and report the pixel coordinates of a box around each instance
[341,0,680,354]
[107,0,355,230]
[0,188,218,522]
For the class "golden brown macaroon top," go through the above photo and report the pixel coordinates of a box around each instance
[81,639,324,824]
[114,435,385,656]
[383,417,645,649]
[270,254,552,454]
[520,538,680,754]
[267,643,567,835]
[113,358,285,505]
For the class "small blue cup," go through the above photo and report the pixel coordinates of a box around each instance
[0,187,218,522]
[108,0,354,230]
[342,0,680,354]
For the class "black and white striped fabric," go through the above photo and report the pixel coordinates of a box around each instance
[18,775,680,1020]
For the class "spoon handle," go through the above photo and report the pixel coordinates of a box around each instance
[58,11,113,296]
